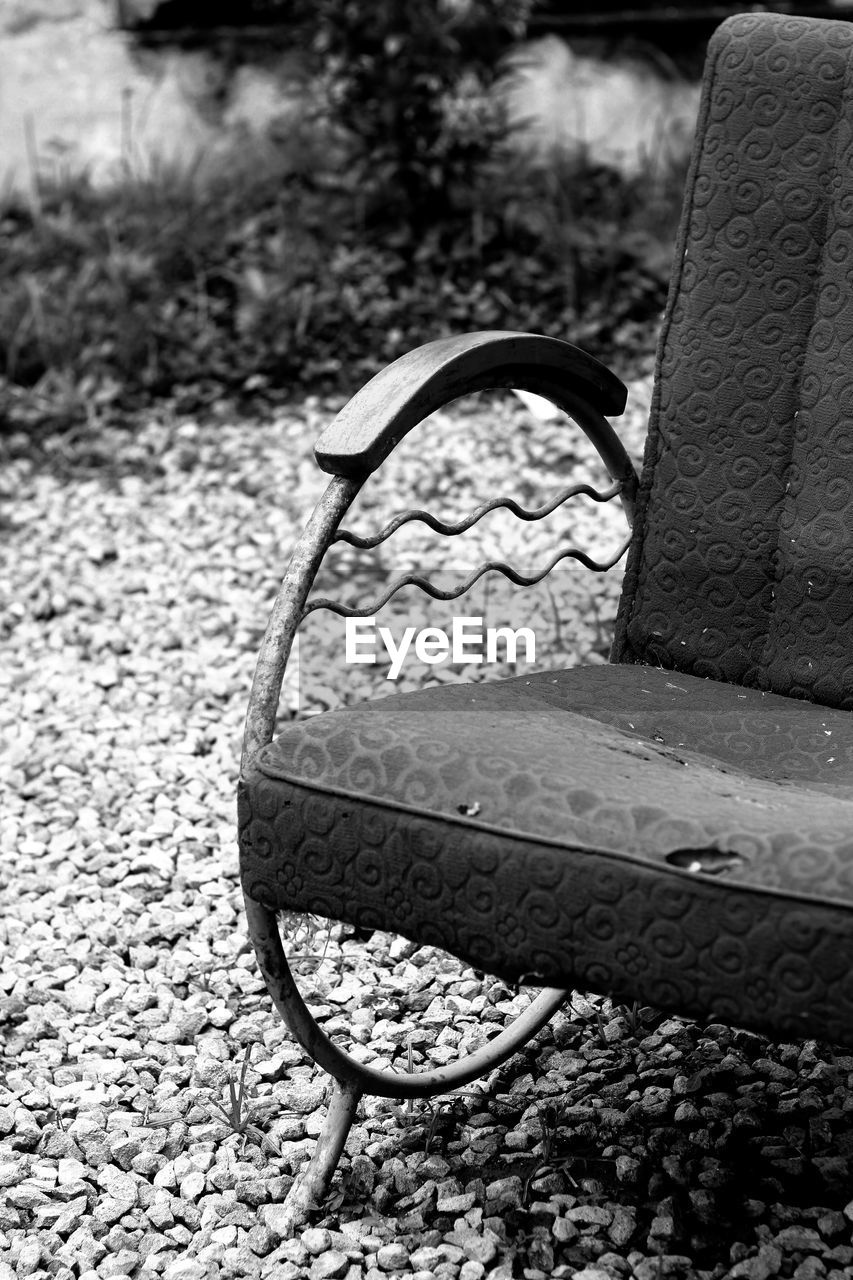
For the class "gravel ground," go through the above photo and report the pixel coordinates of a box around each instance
[3,377,853,1280]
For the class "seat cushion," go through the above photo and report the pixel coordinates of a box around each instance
[238,665,853,1045]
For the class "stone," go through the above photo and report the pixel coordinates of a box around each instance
[437,1192,476,1214]
[303,1229,333,1256]
[163,1262,208,1280]
[15,1241,42,1277]
[287,1080,327,1115]
[178,1171,206,1202]
[96,1165,138,1206]
[53,1194,90,1236]
[818,1210,847,1238]
[376,1242,411,1271]
[567,1205,612,1228]
[648,1214,675,1242]
[93,1196,134,1226]
[729,1248,782,1280]
[631,1259,694,1280]
[309,1253,350,1280]
[615,1156,641,1183]
[57,1158,88,1185]
[100,1251,141,1278]
[470,1228,502,1266]
[775,1226,822,1253]
[552,1218,579,1243]
[108,1134,144,1169]
[410,1246,444,1271]
[483,1176,522,1215]
[792,1262,827,1280]
[246,1224,276,1257]
[608,1206,636,1247]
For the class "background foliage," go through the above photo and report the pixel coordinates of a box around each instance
[0,0,686,433]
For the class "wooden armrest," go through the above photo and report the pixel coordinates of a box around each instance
[314,331,629,479]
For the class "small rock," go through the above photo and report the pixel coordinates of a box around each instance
[410,1246,443,1271]
[567,1205,612,1228]
[100,1249,141,1277]
[608,1206,636,1247]
[792,1262,826,1280]
[6,1185,48,1211]
[303,1229,333,1256]
[15,1241,42,1277]
[552,1218,579,1243]
[131,1151,165,1178]
[631,1258,694,1280]
[775,1226,822,1253]
[817,1210,846,1238]
[728,1244,783,1280]
[245,1225,275,1257]
[109,1135,143,1170]
[57,1158,88,1185]
[163,1262,208,1280]
[649,1214,676,1242]
[437,1192,477,1214]
[145,1200,175,1230]
[96,1165,137,1206]
[310,1252,349,1280]
[615,1156,641,1183]
[93,1196,133,1226]
[287,1079,327,1115]
[483,1176,522,1214]
[178,1171,205,1202]
[376,1242,411,1271]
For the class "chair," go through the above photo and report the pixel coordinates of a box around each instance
[238,12,853,1231]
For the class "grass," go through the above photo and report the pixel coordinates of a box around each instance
[206,1042,284,1156]
[0,131,685,435]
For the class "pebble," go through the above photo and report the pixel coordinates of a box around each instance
[303,1228,334,1255]
[309,1253,350,1280]
[376,1242,411,1271]
[4,389,853,1280]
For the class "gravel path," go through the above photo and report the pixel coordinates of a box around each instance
[3,380,853,1280]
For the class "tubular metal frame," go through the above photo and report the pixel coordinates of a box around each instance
[240,357,639,1231]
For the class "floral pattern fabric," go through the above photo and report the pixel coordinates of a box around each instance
[239,666,853,1046]
[614,13,853,708]
[240,14,853,1047]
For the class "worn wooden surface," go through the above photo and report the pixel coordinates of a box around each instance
[314,331,628,479]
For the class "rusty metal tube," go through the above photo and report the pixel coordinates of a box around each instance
[241,474,362,770]
[244,894,568,1101]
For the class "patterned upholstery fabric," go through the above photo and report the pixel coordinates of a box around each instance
[239,13,853,1046]
[613,13,853,707]
[239,666,853,1045]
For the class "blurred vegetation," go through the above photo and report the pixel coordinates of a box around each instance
[0,0,687,434]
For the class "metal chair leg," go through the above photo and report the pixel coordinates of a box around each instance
[244,892,568,1229]
[244,893,568,1099]
[277,1079,362,1237]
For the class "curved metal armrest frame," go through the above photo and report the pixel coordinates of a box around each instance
[240,331,638,1228]
[242,331,637,769]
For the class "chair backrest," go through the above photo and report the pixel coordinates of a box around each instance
[612,12,853,709]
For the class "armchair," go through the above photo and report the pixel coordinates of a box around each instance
[239,12,853,1232]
